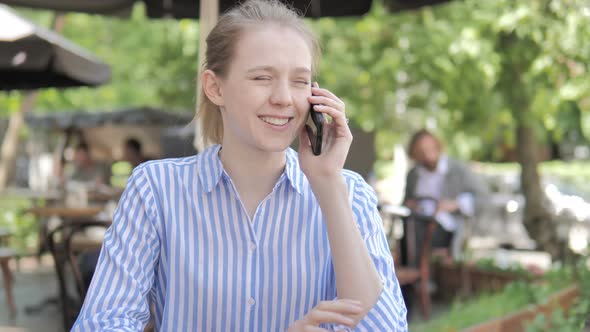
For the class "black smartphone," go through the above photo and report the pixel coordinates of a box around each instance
[305,90,324,156]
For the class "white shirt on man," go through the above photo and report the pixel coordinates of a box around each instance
[414,155,474,232]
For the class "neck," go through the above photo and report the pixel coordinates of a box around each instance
[218,140,286,197]
[423,158,440,172]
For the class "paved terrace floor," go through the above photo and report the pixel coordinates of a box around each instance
[0,256,61,332]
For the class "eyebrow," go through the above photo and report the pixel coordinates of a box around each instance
[246,66,311,74]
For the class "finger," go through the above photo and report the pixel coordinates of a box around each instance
[298,124,312,155]
[323,123,334,149]
[312,86,345,107]
[307,309,356,327]
[315,300,364,315]
[312,105,350,130]
[302,327,330,332]
[339,299,364,305]
[317,111,350,141]
[312,105,345,122]
[308,95,345,112]
[326,119,347,146]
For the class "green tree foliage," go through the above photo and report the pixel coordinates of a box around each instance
[0,5,199,114]
[313,0,589,257]
[3,1,588,145]
[315,0,590,160]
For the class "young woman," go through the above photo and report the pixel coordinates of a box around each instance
[72,1,407,331]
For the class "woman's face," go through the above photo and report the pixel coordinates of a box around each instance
[216,25,313,153]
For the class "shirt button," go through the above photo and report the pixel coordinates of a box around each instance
[249,242,257,252]
[247,298,256,306]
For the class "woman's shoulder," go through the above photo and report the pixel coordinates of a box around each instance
[341,169,370,190]
[341,169,365,182]
[138,154,200,169]
[341,169,378,205]
[131,154,202,185]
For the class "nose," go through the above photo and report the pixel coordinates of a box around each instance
[269,80,292,107]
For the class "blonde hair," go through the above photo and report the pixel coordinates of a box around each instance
[196,0,321,146]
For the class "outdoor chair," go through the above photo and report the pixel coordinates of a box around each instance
[46,220,109,330]
[0,227,17,318]
[393,200,438,320]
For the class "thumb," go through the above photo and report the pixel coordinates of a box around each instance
[298,125,312,156]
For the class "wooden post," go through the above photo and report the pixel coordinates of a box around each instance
[0,93,36,189]
[193,0,219,152]
[0,14,66,190]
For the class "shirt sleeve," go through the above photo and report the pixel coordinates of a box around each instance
[71,167,160,332]
[330,172,409,331]
[456,192,475,216]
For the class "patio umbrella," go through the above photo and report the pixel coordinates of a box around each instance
[0,0,453,17]
[0,0,374,18]
[0,4,111,90]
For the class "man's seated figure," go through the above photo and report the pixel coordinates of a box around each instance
[401,129,488,317]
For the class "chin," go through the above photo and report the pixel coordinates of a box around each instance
[256,137,294,153]
[262,142,292,153]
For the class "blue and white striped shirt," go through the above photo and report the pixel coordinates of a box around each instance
[72,144,408,331]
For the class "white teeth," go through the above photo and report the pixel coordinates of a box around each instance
[260,116,289,126]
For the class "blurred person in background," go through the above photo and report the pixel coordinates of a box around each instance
[403,129,488,260]
[66,142,110,186]
[401,129,488,316]
[122,137,148,169]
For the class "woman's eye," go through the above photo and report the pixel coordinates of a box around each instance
[295,80,310,85]
[254,76,271,81]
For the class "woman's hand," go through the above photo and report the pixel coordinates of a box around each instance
[298,82,352,184]
[287,299,364,332]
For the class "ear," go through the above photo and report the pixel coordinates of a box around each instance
[201,69,224,106]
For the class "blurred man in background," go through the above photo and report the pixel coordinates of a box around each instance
[400,129,488,319]
[403,129,488,259]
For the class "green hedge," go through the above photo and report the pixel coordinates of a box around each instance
[409,263,589,332]
[0,198,38,254]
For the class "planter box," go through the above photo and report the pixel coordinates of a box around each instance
[464,284,580,332]
[468,267,527,293]
[434,261,530,300]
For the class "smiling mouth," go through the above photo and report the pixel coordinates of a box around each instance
[259,116,293,126]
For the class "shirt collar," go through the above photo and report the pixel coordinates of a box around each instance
[198,144,304,195]
[198,144,225,193]
[285,147,304,195]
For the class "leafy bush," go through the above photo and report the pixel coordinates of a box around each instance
[473,257,534,278]
[410,263,588,332]
[0,198,38,254]
[526,260,590,332]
